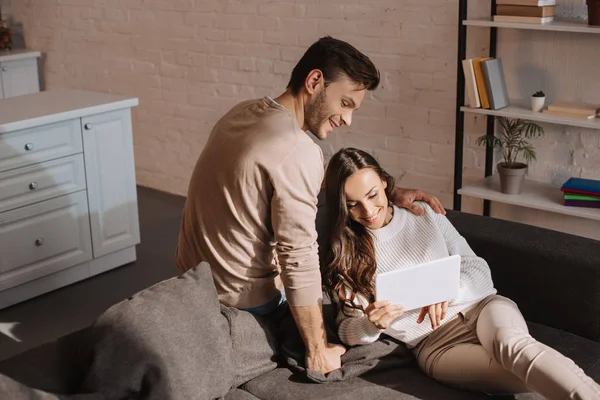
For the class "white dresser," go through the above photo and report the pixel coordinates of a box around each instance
[0,50,41,99]
[0,88,140,309]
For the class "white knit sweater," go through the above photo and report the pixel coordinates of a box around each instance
[336,203,497,348]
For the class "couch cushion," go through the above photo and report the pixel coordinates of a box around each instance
[243,366,489,400]
[243,321,600,400]
[80,262,234,399]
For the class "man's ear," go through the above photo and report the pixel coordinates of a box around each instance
[305,69,324,95]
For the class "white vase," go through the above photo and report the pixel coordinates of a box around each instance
[532,96,545,112]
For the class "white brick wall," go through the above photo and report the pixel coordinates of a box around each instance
[5,0,600,239]
[5,0,460,201]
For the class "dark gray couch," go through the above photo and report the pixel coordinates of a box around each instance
[1,209,600,399]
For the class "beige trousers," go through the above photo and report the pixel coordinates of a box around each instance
[413,295,600,400]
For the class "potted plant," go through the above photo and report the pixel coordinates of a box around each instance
[476,117,544,195]
[531,90,545,112]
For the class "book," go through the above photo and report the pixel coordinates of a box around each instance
[564,199,600,209]
[462,59,480,108]
[564,193,600,201]
[472,57,493,109]
[493,15,554,24]
[496,5,555,17]
[481,58,509,110]
[542,109,597,120]
[560,187,600,196]
[547,101,600,116]
[561,177,600,194]
[497,0,556,5]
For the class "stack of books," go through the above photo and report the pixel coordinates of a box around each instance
[494,0,555,24]
[461,57,509,110]
[542,101,600,120]
[560,177,600,209]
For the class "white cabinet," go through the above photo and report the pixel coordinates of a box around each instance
[0,50,41,99]
[0,88,140,309]
[82,110,140,258]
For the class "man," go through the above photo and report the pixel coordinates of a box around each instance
[176,36,445,375]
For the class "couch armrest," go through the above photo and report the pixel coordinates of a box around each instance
[446,210,600,343]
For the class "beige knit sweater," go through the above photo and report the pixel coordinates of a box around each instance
[176,97,324,308]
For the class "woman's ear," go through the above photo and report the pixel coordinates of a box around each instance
[382,179,388,189]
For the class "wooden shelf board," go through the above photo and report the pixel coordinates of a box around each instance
[458,175,600,221]
[463,18,600,34]
[460,105,600,130]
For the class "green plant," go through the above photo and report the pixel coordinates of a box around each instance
[476,117,545,167]
[532,90,545,97]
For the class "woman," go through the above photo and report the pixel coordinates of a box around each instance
[322,147,600,398]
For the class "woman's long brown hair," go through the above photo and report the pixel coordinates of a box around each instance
[322,148,395,314]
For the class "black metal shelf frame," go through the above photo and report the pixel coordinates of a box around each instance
[453,0,497,216]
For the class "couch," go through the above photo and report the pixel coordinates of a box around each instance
[1,207,599,400]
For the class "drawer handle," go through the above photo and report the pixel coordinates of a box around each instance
[29,182,38,190]
[84,123,93,130]
[24,143,34,151]
[35,238,45,246]
[1,66,6,72]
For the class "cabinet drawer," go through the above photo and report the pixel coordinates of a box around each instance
[0,154,86,213]
[0,191,92,291]
[0,119,82,173]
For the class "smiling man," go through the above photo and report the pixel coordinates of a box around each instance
[176,36,444,376]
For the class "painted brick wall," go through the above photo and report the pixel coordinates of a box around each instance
[5,0,600,239]
[6,0,460,206]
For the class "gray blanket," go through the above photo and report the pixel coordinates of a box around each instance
[221,297,414,385]
[274,302,415,383]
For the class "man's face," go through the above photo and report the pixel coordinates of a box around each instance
[304,74,366,140]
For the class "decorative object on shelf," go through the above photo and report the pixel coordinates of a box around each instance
[588,0,600,26]
[476,116,545,194]
[0,6,11,51]
[532,90,546,112]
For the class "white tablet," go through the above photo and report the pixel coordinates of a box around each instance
[375,255,461,311]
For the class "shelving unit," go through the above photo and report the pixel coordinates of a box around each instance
[453,0,600,221]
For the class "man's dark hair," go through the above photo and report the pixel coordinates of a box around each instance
[286,36,380,95]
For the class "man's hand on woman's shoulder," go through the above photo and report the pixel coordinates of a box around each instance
[390,187,446,216]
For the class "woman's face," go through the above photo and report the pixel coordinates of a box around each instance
[344,168,389,230]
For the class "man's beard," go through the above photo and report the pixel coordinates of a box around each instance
[305,89,329,139]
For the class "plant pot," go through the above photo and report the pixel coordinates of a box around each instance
[531,96,545,112]
[497,162,527,194]
[588,0,600,26]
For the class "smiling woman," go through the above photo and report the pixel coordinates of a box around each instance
[321,147,600,399]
